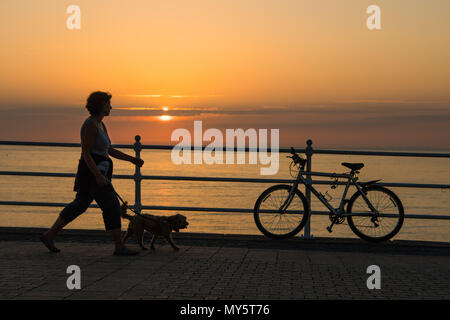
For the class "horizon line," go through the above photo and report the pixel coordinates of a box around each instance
[0,139,449,154]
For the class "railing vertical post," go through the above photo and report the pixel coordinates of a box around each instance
[133,135,142,214]
[301,139,314,239]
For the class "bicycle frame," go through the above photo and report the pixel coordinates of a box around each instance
[281,169,378,217]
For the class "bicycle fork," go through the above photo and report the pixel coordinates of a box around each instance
[279,185,297,213]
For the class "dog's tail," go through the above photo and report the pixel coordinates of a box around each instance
[120,202,134,221]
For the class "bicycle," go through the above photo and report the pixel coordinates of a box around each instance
[253,147,404,242]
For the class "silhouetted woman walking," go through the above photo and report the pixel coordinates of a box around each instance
[40,91,143,255]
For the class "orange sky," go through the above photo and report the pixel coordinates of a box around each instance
[0,0,449,149]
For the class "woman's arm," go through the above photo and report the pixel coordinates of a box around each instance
[82,120,108,187]
[108,147,144,167]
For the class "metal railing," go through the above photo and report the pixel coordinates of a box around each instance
[1,137,449,239]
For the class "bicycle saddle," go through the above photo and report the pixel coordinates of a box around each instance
[341,162,364,171]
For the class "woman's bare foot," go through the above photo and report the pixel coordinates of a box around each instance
[39,234,61,253]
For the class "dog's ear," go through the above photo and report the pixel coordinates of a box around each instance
[167,215,180,232]
[178,214,187,224]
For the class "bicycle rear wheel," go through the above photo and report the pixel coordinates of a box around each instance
[347,185,404,242]
[253,184,309,239]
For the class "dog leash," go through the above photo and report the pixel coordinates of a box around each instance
[107,181,167,223]
[96,161,152,219]
[106,181,145,218]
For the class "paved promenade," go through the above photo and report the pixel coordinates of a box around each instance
[0,228,449,300]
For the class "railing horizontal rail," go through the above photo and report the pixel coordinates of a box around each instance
[1,171,449,189]
[138,176,450,189]
[1,201,449,220]
[0,141,82,148]
[312,149,450,158]
[0,201,101,209]
[2,141,450,158]
[0,171,134,180]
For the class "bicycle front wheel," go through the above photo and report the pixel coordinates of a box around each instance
[347,185,404,242]
[253,184,309,240]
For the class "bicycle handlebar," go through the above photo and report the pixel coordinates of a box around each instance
[287,147,307,169]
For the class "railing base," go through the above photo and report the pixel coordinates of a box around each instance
[299,234,315,240]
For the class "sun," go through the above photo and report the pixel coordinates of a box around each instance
[158,115,172,121]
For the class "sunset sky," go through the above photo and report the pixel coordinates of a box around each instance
[0,0,449,149]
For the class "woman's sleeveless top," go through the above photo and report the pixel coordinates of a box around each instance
[80,117,111,158]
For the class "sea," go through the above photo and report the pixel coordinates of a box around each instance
[0,145,449,242]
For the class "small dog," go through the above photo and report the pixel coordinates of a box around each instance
[120,202,189,251]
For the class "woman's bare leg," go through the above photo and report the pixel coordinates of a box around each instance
[42,216,68,241]
[110,228,123,251]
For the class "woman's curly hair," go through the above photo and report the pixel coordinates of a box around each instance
[85,91,112,116]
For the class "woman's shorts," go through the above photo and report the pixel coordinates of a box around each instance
[59,180,121,231]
